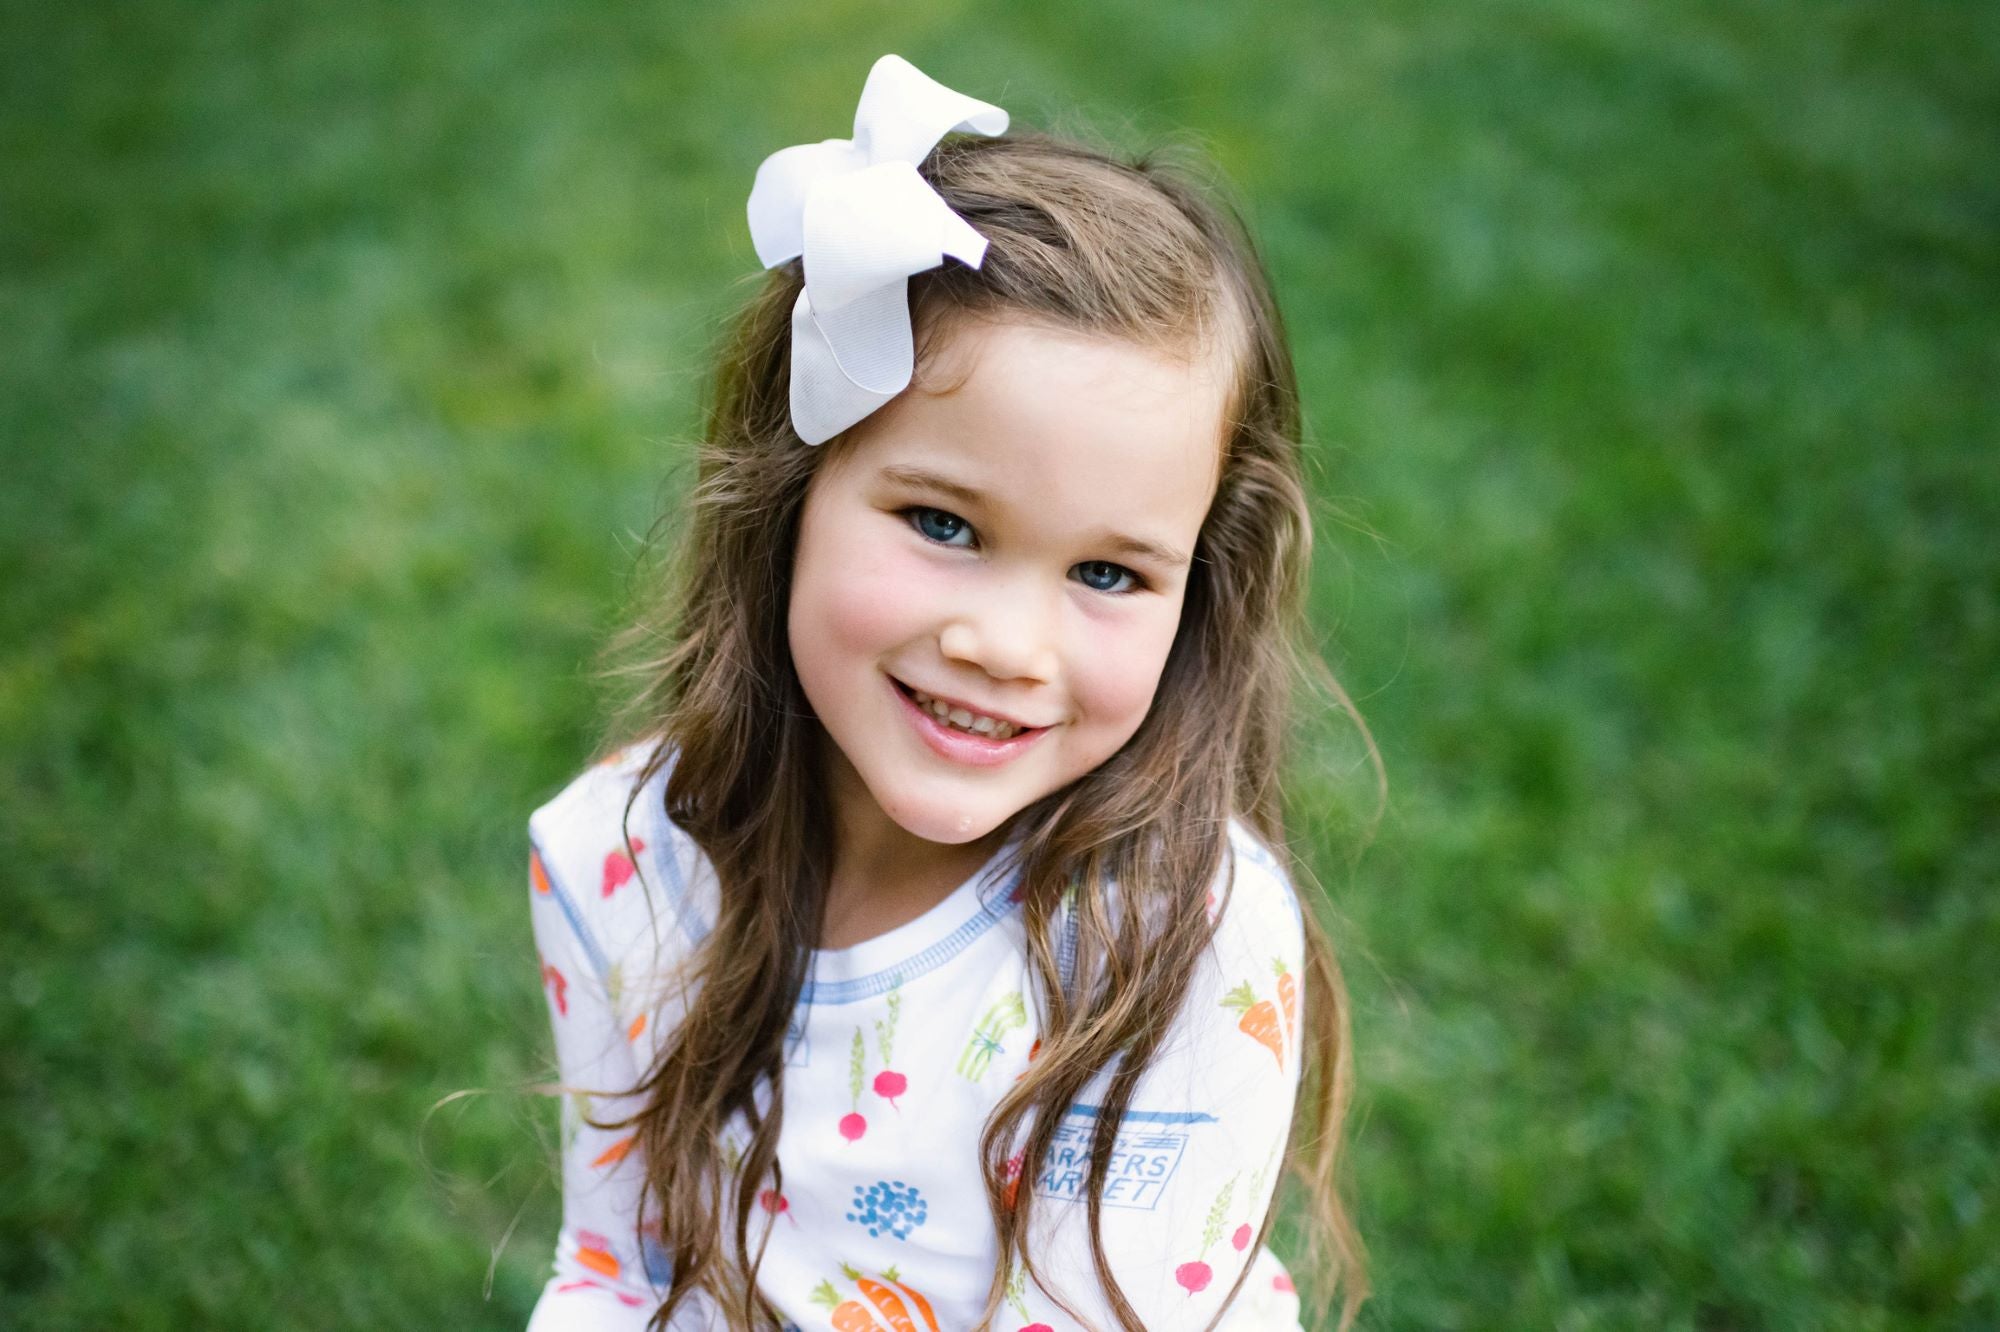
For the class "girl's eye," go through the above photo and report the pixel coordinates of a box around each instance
[903,507,1143,595]
[905,506,974,546]
[1073,560,1142,595]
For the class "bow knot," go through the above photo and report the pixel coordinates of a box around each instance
[746,55,1009,445]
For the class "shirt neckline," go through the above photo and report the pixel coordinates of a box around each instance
[806,825,1026,989]
[637,758,1029,1003]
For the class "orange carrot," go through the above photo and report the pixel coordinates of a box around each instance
[853,1278,918,1332]
[1273,959,1298,1055]
[884,1274,941,1332]
[591,1136,635,1168]
[576,1244,619,1278]
[1222,982,1284,1067]
[627,1013,647,1042]
[830,1302,885,1332]
[530,850,551,895]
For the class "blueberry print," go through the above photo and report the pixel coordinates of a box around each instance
[844,1179,928,1240]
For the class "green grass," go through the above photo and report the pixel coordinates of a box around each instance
[3,1,1994,1327]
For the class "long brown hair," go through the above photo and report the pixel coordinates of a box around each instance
[593,127,1376,1331]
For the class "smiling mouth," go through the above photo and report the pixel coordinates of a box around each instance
[891,678,1041,742]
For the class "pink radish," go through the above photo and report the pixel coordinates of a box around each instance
[1232,1223,1252,1250]
[759,1189,798,1226]
[873,1069,907,1109]
[1176,1261,1213,1294]
[601,838,645,896]
[839,1111,867,1143]
[1274,1274,1295,1293]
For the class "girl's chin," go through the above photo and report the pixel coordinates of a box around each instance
[879,793,1021,846]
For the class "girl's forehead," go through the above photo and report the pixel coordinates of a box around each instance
[852,319,1231,523]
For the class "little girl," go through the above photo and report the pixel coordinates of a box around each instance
[524,54,1366,1332]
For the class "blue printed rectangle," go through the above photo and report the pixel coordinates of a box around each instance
[1032,1114,1191,1210]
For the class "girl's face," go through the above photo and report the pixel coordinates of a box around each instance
[788,317,1232,851]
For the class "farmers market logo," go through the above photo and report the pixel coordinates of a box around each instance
[1032,1103,1217,1211]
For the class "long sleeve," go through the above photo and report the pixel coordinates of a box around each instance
[1012,839,1311,1332]
[524,833,664,1331]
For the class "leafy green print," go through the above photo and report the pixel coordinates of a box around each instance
[1004,1260,1031,1321]
[956,990,1028,1079]
[839,1027,869,1143]
[874,983,901,1064]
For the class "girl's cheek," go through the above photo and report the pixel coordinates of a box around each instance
[810,532,950,655]
[1068,602,1183,728]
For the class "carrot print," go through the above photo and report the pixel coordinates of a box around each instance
[601,838,645,897]
[873,984,907,1110]
[999,1149,1026,1209]
[1273,957,1298,1054]
[840,1027,868,1143]
[848,1263,920,1332]
[575,1229,621,1278]
[1174,1173,1238,1295]
[627,1012,647,1042]
[530,849,552,895]
[811,1276,886,1331]
[878,1265,940,1332]
[1222,981,1284,1067]
[591,1135,634,1168]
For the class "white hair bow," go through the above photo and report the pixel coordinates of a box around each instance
[746,54,1010,445]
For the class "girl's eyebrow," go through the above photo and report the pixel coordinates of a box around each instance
[877,463,1190,568]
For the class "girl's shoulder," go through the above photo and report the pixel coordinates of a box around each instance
[1208,819,1309,967]
[525,739,716,988]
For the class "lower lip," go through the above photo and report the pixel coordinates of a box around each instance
[890,677,1051,768]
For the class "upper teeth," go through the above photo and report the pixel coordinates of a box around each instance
[910,688,1022,740]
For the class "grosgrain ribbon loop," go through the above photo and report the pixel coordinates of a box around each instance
[746,54,1009,445]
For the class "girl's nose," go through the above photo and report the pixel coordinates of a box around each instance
[938,591,1059,685]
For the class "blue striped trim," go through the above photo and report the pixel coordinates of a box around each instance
[644,790,709,948]
[1064,1103,1221,1125]
[799,862,1026,1005]
[531,831,611,983]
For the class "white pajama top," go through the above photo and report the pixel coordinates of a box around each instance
[523,744,1310,1331]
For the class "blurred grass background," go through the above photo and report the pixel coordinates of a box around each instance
[3,0,1995,1327]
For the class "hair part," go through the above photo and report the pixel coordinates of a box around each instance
[592,126,1375,1331]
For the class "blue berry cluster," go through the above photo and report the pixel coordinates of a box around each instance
[844,1179,928,1240]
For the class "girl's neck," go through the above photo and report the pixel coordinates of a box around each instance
[819,740,1012,949]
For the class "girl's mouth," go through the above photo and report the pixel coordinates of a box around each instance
[889,676,1051,767]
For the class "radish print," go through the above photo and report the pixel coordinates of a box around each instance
[759,1188,798,1227]
[840,1027,868,1143]
[956,990,1027,1080]
[538,953,568,1017]
[1175,1173,1238,1296]
[872,984,906,1110]
[1232,1222,1252,1251]
[1221,979,1285,1068]
[601,837,645,897]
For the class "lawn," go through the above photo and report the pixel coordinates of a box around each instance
[3,1,1994,1327]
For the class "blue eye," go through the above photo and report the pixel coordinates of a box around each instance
[1074,560,1141,595]
[906,506,973,546]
